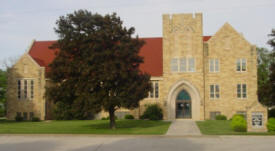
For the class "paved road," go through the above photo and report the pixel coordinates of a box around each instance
[166,120,201,136]
[0,135,275,151]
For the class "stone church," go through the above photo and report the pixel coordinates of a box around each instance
[6,13,267,132]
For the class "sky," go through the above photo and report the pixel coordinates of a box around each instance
[0,0,274,68]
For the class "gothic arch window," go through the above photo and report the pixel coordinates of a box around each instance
[177,90,191,100]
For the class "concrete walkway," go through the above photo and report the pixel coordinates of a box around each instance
[166,120,201,136]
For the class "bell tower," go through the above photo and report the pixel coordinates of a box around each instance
[162,13,203,75]
[162,13,205,120]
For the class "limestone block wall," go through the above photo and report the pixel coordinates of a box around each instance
[6,53,46,120]
[162,13,205,120]
[205,23,267,131]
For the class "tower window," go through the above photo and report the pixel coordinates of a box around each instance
[171,57,196,72]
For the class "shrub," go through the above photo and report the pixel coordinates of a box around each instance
[139,114,146,120]
[15,115,23,122]
[54,102,73,120]
[0,108,4,117]
[268,108,275,118]
[215,115,227,120]
[124,114,134,119]
[101,117,107,120]
[230,114,247,132]
[31,117,40,122]
[141,104,163,120]
[267,118,275,132]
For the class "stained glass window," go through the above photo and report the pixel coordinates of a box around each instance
[177,90,191,100]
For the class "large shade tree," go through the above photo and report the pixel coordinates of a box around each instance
[257,47,272,106]
[0,69,7,117]
[258,29,275,107]
[267,29,275,106]
[46,10,151,129]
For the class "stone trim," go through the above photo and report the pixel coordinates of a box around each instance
[150,77,163,80]
[167,79,201,120]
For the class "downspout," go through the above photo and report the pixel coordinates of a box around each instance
[203,42,208,120]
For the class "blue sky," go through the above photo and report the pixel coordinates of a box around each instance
[0,0,274,68]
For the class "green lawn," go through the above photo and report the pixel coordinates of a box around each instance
[196,120,275,135]
[0,120,171,135]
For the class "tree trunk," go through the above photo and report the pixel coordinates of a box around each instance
[109,107,116,129]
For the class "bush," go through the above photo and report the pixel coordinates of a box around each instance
[101,117,107,120]
[267,118,275,132]
[268,108,275,118]
[15,115,23,122]
[124,114,134,119]
[139,114,146,120]
[54,102,73,120]
[0,108,4,117]
[215,115,227,120]
[31,117,40,122]
[141,104,163,120]
[230,114,247,132]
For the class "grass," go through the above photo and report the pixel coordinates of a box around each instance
[0,119,171,135]
[196,120,275,135]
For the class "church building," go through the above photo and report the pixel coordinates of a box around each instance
[6,13,267,132]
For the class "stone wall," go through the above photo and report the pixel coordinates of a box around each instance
[6,53,46,120]
[205,23,267,131]
[161,13,205,120]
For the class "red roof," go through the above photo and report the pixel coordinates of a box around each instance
[28,36,211,77]
[139,38,163,76]
[29,41,58,73]
[203,36,211,41]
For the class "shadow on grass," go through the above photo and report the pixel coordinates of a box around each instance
[0,120,41,124]
[0,119,171,134]
[83,120,170,129]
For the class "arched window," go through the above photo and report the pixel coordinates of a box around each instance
[176,90,191,100]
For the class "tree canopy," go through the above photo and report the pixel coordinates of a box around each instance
[257,47,273,106]
[0,69,7,117]
[0,69,7,103]
[46,10,151,129]
[258,29,275,107]
[267,29,275,106]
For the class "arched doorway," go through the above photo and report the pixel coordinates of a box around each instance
[167,79,201,120]
[176,90,192,119]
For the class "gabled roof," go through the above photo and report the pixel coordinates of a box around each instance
[203,36,211,42]
[28,36,211,77]
[29,41,58,73]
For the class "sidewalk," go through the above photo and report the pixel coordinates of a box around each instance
[166,120,201,136]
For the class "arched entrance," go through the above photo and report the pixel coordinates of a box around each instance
[167,79,201,120]
[176,90,191,119]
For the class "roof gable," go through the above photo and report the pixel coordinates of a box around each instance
[207,22,250,46]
